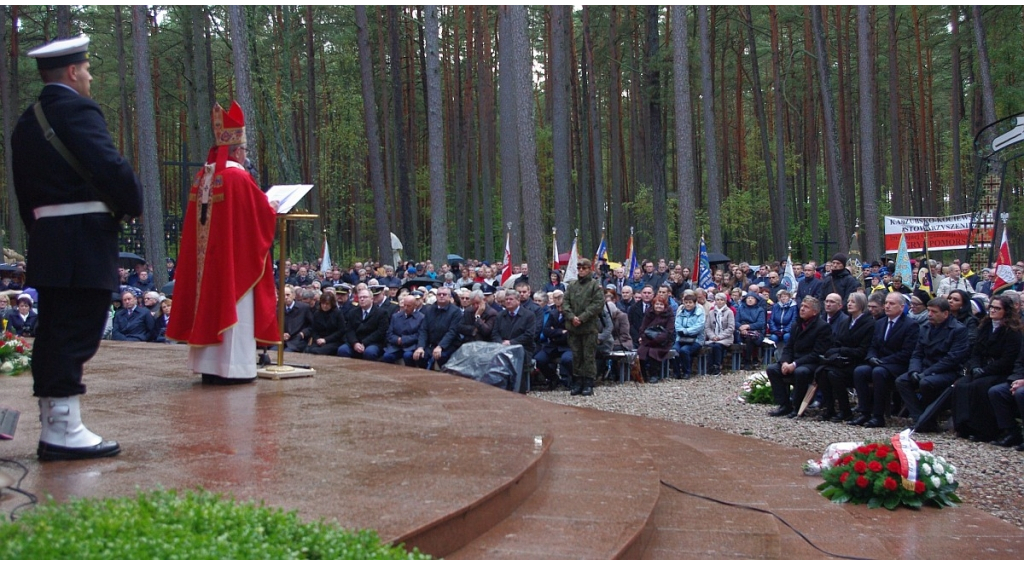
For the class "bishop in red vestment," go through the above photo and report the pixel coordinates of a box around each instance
[166,101,278,383]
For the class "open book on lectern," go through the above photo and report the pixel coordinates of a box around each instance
[265,184,314,214]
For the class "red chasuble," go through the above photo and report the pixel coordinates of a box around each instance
[166,161,278,345]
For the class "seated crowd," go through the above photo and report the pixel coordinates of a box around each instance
[87,249,1024,450]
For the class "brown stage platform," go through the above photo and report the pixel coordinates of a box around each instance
[1,342,1022,558]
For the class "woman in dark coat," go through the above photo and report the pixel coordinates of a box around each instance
[947,289,979,347]
[306,292,347,355]
[637,295,675,384]
[952,294,1022,441]
[4,294,37,337]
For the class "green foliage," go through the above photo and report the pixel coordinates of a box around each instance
[0,489,430,560]
[740,372,774,405]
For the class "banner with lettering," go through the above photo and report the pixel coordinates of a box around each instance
[883,214,995,253]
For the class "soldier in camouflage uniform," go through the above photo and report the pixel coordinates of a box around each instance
[563,259,607,396]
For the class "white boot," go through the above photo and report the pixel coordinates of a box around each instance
[38,396,120,461]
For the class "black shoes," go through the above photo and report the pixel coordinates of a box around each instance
[38,439,121,461]
[818,411,835,422]
[863,417,886,428]
[831,411,853,423]
[848,414,871,426]
[991,431,1024,448]
[202,374,256,385]
[647,376,662,384]
[768,405,793,417]
[581,379,594,396]
[570,382,583,396]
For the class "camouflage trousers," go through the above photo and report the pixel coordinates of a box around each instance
[567,330,597,380]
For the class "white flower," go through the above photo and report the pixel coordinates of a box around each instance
[945,472,954,484]
[933,463,944,475]
[0,361,13,372]
[931,476,942,488]
[920,463,932,475]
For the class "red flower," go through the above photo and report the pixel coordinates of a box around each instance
[865,443,878,452]
[875,445,890,458]
[854,460,868,474]
[841,455,853,465]
[883,477,898,491]
[887,460,902,473]
[914,480,926,494]
[840,472,850,484]
[856,475,869,488]
[916,441,934,452]
[868,461,883,473]
[857,446,871,454]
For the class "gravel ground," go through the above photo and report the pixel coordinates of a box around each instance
[529,369,1024,530]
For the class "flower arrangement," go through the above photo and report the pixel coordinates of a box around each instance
[0,328,32,375]
[816,430,960,510]
[739,371,773,404]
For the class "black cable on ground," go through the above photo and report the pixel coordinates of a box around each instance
[0,458,38,521]
[659,479,868,560]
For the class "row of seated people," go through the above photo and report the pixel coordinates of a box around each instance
[761,291,1024,449]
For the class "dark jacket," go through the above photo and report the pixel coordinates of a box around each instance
[309,307,346,347]
[768,300,797,338]
[816,268,860,313]
[628,300,653,347]
[12,84,143,292]
[539,306,570,352]
[780,315,832,367]
[563,275,606,335]
[283,302,314,348]
[491,306,537,355]
[965,320,1022,377]
[821,310,849,337]
[344,305,390,348]
[386,310,424,352]
[864,314,920,377]
[418,304,462,352]
[823,312,874,365]
[637,307,675,362]
[908,316,969,376]
[111,306,154,342]
[3,309,38,337]
[458,306,496,342]
[953,308,979,348]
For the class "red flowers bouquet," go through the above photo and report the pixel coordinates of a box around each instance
[0,329,32,375]
[817,430,960,510]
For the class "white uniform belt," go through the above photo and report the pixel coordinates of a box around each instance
[33,201,112,220]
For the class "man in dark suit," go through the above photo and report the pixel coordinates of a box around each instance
[895,297,969,431]
[492,292,537,356]
[111,290,155,342]
[458,289,496,343]
[12,35,143,461]
[412,286,462,369]
[815,292,875,422]
[820,293,849,336]
[851,292,920,428]
[338,288,389,361]
[766,296,833,418]
[628,285,655,348]
[371,285,398,318]
[281,286,313,352]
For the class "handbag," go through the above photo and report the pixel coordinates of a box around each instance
[677,333,697,344]
[643,325,666,341]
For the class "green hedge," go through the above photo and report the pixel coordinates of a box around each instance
[0,489,430,560]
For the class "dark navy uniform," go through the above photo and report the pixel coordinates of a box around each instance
[12,83,143,397]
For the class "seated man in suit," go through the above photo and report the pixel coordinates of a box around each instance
[338,288,389,361]
[492,292,537,356]
[281,285,313,352]
[894,296,969,431]
[111,290,155,342]
[458,289,497,343]
[382,295,423,364]
[851,292,919,428]
[766,296,832,418]
[815,292,874,422]
[413,286,462,369]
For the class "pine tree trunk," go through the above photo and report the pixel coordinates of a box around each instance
[190,7,213,154]
[424,6,447,266]
[887,7,903,216]
[769,6,788,262]
[584,7,605,249]
[305,6,321,236]
[858,6,880,262]
[355,6,394,264]
[972,6,997,133]
[0,6,23,252]
[475,8,496,260]
[672,6,696,267]
[228,6,258,178]
[132,7,166,286]
[608,7,626,259]
[551,6,571,253]
[698,6,722,253]
[57,6,72,37]
[498,6,522,264]
[389,7,416,254]
[811,6,850,253]
[949,7,964,216]
[113,6,134,170]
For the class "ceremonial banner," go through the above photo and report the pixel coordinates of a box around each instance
[564,237,579,282]
[500,231,512,286]
[594,234,608,265]
[894,232,913,284]
[695,237,715,291]
[625,231,638,279]
[781,251,798,293]
[551,229,561,272]
[319,234,331,275]
[884,214,994,253]
[993,226,1015,294]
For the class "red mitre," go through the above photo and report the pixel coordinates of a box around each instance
[210,101,247,171]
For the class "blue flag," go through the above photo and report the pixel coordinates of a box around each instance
[697,237,715,291]
[594,235,608,265]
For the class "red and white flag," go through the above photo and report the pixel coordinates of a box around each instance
[500,231,512,286]
[993,225,1015,294]
[552,232,561,272]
